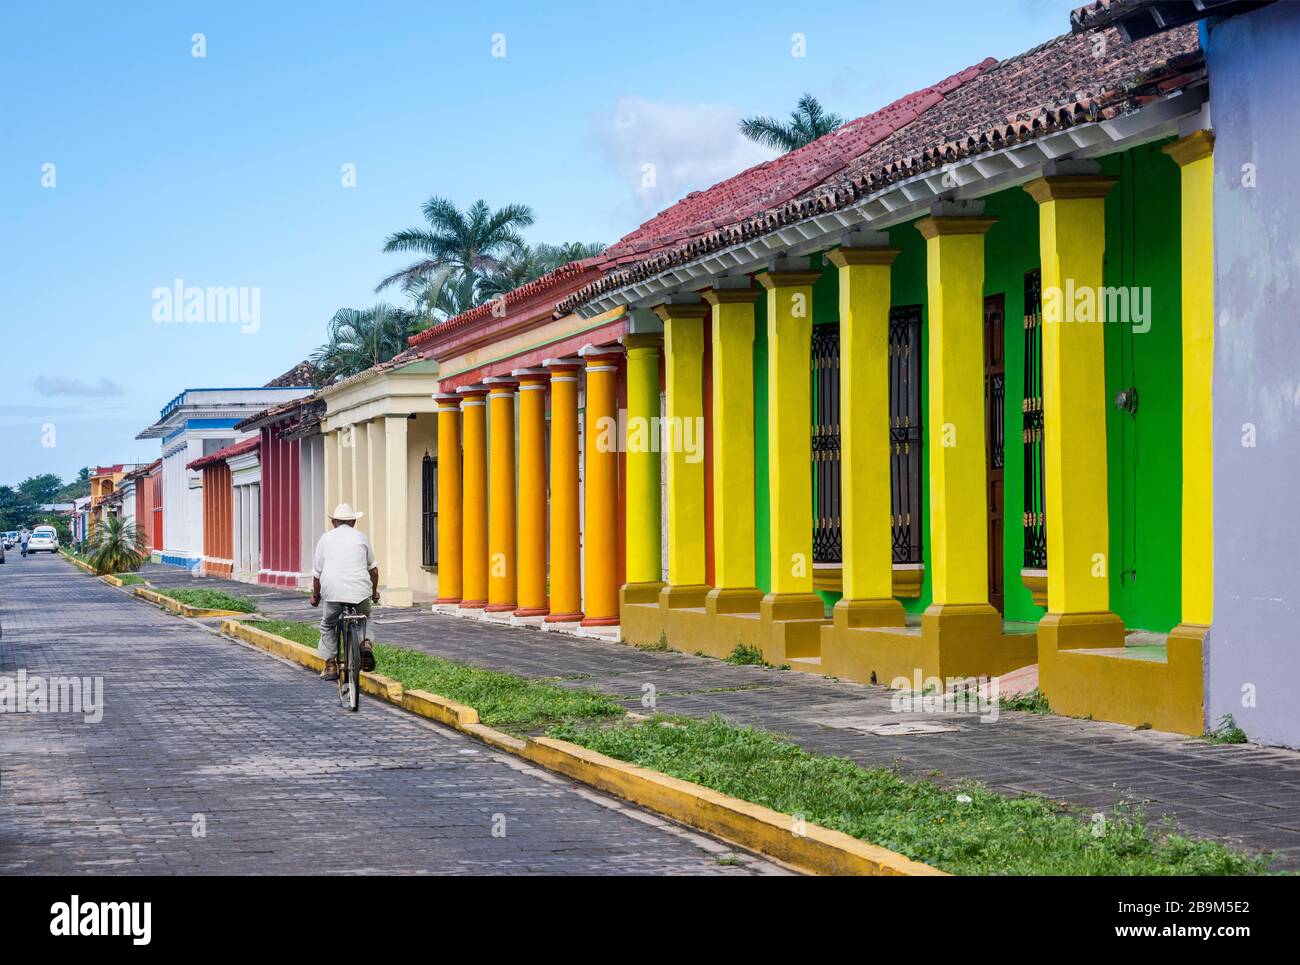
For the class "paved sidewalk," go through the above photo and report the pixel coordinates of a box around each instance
[0,555,785,875]
[140,562,1300,870]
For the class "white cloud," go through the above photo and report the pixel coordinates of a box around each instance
[595,96,777,220]
[33,375,126,398]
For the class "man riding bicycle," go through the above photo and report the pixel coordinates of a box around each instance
[310,503,379,681]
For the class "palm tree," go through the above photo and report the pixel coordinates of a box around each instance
[309,303,422,383]
[88,515,148,575]
[739,93,845,153]
[407,271,481,326]
[478,241,606,301]
[377,197,535,294]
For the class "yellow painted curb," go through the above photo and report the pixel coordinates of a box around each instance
[522,738,944,876]
[215,619,945,876]
[61,552,97,575]
[135,586,247,619]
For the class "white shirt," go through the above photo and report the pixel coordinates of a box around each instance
[312,524,376,604]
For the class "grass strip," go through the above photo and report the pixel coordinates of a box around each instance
[245,620,625,734]
[547,714,1270,877]
[155,587,256,613]
[114,573,147,586]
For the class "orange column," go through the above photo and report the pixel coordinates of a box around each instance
[513,368,550,617]
[544,358,583,622]
[581,345,622,627]
[434,393,463,604]
[457,384,489,609]
[484,376,518,614]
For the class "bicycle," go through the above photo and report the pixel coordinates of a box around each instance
[336,603,367,712]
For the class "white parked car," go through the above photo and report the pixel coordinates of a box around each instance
[27,527,59,553]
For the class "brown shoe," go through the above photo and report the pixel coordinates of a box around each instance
[320,657,339,681]
[361,639,376,673]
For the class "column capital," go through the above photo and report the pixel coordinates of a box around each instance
[483,375,519,396]
[756,270,821,289]
[652,301,709,323]
[511,366,550,388]
[1023,176,1117,204]
[434,392,462,410]
[621,332,663,351]
[702,286,760,306]
[456,383,489,405]
[826,246,901,269]
[914,215,998,239]
[1163,129,1214,167]
[580,343,623,367]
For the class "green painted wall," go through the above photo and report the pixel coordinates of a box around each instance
[981,186,1045,624]
[753,288,771,593]
[1102,141,1183,632]
[744,142,1181,632]
[887,220,933,616]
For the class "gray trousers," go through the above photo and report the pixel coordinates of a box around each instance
[317,599,371,659]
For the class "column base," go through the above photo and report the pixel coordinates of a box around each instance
[434,595,463,606]
[458,599,487,610]
[659,583,711,609]
[513,605,550,618]
[833,596,906,630]
[706,586,764,616]
[1037,610,1126,651]
[759,592,827,663]
[380,586,413,608]
[580,615,620,628]
[544,610,584,624]
[621,581,665,605]
[485,602,517,613]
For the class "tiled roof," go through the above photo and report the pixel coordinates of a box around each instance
[592,60,996,269]
[186,436,259,471]
[406,261,602,352]
[234,393,325,432]
[557,24,1201,315]
[264,360,322,388]
[122,459,162,482]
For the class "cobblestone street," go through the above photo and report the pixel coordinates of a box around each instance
[0,555,785,875]
[138,561,1300,871]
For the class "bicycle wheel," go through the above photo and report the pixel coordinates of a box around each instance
[346,621,361,712]
[336,633,349,709]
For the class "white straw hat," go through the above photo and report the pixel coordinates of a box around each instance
[330,502,364,521]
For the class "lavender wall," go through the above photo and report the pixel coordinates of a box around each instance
[1207,3,1300,748]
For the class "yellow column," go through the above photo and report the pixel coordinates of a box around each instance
[756,267,824,621]
[581,345,621,627]
[652,301,709,607]
[350,421,370,540]
[366,417,386,550]
[703,286,763,613]
[1025,176,1124,648]
[457,385,489,609]
[512,368,550,617]
[544,359,583,623]
[484,377,518,614]
[323,429,339,523]
[621,333,663,603]
[434,394,463,604]
[827,245,905,627]
[1165,131,1215,636]
[337,424,353,514]
[915,214,1002,640]
[381,414,412,607]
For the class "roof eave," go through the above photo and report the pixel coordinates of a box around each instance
[572,85,1205,319]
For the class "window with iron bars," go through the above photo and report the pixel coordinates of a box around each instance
[421,452,437,567]
[1022,269,1048,569]
[809,306,924,566]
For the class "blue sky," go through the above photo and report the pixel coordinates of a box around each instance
[0,0,1080,485]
